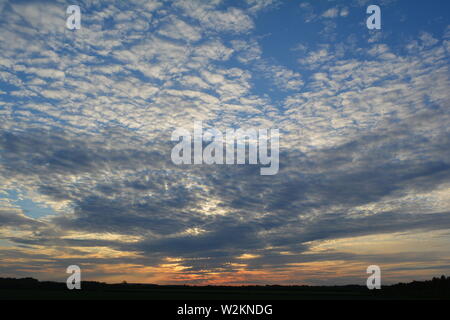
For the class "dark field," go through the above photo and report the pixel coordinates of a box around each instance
[0,288,374,300]
[1,276,450,300]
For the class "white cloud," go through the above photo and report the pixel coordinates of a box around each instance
[321,7,349,19]
[246,0,279,14]
[322,8,340,18]
[176,2,254,33]
[158,17,202,42]
[193,40,234,61]
[340,7,349,17]
[231,39,262,63]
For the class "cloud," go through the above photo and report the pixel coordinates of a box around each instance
[245,0,279,14]
[0,0,449,285]
[175,2,254,33]
[0,207,43,229]
[312,6,349,20]
[158,16,202,42]
[322,8,340,18]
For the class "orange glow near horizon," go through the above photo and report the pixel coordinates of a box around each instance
[2,229,449,286]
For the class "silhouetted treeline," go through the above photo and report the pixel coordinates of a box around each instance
[0,277,158,290]
[377,275,450,298]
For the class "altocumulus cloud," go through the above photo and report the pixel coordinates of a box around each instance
[0,0,450,285]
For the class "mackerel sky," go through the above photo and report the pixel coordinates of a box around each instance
[0,0,449,285]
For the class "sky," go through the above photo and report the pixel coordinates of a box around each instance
[0,0,449,286]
